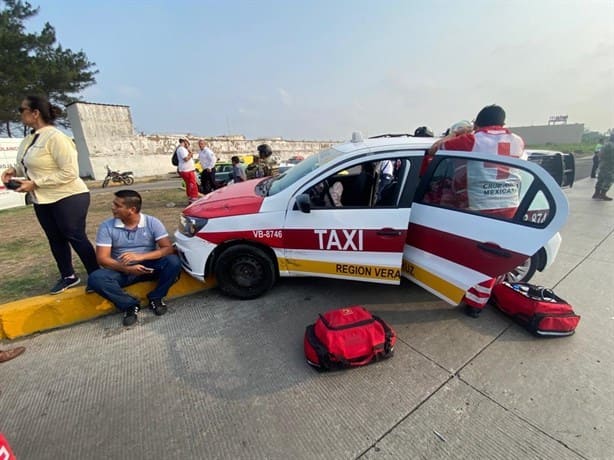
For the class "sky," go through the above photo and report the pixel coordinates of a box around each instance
[23,0,614,140]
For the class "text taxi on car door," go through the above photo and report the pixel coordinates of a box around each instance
[174,132,569,305]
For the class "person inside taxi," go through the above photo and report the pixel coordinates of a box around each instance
[309,180,343,207]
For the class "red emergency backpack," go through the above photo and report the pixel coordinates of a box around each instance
[491,282,580,337]
[304,306,396,370]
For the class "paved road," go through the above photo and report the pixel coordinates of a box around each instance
[1,177,612,459]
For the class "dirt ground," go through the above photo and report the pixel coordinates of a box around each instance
[0,187,187,304]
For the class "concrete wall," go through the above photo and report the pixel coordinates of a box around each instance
[67,102,336,180]
[510,123,584,145]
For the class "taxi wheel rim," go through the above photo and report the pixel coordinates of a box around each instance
[505,259,531,282]
[230,255,263,288]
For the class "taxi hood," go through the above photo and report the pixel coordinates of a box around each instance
[183,180,265,218]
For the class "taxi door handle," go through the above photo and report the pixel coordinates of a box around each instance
[377,228,401,237]
[477,242,511,258]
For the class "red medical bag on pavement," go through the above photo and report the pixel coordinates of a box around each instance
[491,282,580,337]
[304,306,396,370]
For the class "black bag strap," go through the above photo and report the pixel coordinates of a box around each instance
[509,282,567,304]
[20,133,40,179]
[373,315,394,355]
[305,325,336,369]
[317,313,374,331]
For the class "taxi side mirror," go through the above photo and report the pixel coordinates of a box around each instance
[295,194,311,213]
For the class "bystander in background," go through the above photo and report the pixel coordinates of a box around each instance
[176,139,199,203]
[593,134,613,201]
[198,140,217,193]
[231,156,246,183]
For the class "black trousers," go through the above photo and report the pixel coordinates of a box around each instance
[200,168,217,194]
[33,192,99,278]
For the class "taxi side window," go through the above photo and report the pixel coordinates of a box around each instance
[307,159,407,209]
[421,157,545,222]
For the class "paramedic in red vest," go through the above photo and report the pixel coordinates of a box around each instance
[429,104,526,317]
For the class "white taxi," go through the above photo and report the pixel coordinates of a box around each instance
[174,134,568,305]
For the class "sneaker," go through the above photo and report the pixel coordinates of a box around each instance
[50,276,81,295]
[149,298,168,316]
[602,195,613,201]
[123,305,140,326]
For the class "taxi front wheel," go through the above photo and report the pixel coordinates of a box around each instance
[215,244,276,299]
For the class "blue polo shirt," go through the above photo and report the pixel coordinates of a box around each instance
[96,213,168,261]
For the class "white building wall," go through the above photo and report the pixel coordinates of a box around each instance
[510,123,584,145]
[67,102,336,180]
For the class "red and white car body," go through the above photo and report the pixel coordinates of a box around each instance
[174,135,568,303]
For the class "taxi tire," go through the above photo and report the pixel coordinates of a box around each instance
[503,252,542,284]
[215,244,276,299]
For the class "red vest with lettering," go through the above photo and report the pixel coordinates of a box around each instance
[443,126,525,216]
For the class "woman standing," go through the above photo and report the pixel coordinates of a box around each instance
[1,95,98,294]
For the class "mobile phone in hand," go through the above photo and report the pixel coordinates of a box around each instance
[143,267,155,273]
[4,177,26,190]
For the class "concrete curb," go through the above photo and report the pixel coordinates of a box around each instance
[0,272,213,340]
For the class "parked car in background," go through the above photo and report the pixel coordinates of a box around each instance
[213,162,236,186]
[278,155,305,174]
[526,149,575,188]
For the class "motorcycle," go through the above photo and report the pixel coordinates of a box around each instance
[102,165,135,188]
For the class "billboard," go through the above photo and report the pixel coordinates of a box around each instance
[0,138,26,210]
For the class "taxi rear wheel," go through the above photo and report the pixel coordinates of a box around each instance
[215,244,276,299]
[503,253,541,284]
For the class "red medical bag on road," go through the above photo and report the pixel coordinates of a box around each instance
[304,306,396,370]
[491,282,580,337]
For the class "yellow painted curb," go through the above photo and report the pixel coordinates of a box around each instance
[0,272,214,340]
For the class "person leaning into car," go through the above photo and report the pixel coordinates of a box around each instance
[426,104,526,318]
[1,95,99,295]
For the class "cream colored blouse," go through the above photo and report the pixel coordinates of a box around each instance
[15,126,89,204]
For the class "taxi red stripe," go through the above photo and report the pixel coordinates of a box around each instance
[199,228,405,252]
[405,223,528,277]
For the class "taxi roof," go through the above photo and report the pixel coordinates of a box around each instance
[333,134,437,154]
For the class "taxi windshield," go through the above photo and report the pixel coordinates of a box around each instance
[267,148,342,196]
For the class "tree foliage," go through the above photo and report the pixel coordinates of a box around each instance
[0,0,97,136]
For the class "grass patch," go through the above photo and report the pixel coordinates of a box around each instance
[0,187,188,304]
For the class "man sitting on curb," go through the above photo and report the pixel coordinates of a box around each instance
[87,190,182,326]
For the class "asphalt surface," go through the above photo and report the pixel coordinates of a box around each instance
[1,169,612,460]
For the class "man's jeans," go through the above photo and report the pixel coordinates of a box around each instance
[87,255,182,311]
